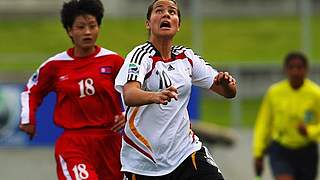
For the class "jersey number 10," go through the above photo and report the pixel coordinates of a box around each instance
[156,70,172,89]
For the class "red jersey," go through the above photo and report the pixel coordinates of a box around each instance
[20,46,124,129]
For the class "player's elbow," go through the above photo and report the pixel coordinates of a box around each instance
[123,95,136,107]
[123,88,142,106]
[123,81,143,106]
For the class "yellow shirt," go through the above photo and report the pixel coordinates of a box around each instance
[253,79,320,158]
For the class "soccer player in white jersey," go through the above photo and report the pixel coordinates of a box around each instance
[115,0,237,179]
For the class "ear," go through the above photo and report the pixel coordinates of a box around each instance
[67,27,73,38]
[145,20,150,30]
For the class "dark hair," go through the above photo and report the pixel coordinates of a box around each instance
[146,0,181,24]
[284,51,308,68]
[60,0,104,30]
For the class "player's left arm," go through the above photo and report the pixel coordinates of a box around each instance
[185,48,237,98]
[110,112,126,132]
[20,61,55,140]
[300,91,320,140]
[110,55,126,132]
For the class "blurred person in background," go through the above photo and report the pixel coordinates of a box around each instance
[253,52,320,180]
[115,0,236,179]
[19,0,125,179]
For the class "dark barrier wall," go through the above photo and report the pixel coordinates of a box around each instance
[0,84,199,146]
[0,84,24,145]
[0,84,63,146]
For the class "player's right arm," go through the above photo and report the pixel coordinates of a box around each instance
[19,61,55,139]
[115,46,177,107]
[252,89,273,176]
[123,81,178,106]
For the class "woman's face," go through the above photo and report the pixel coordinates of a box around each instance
[146,0,180,39]
[68,14,99,50]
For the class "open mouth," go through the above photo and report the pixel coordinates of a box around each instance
[160,21,171,29]
[82,37,93,42]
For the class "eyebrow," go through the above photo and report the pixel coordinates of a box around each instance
[154,5,178,10]
[74,20,97,25]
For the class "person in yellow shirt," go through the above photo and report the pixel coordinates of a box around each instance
[252,52,320,180]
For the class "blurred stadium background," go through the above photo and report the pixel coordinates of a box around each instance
[0,0,319,179]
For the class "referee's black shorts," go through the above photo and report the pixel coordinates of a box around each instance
[268,141,318,180]
[124,146,224,180]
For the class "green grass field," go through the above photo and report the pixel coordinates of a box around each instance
[201,96,262,127]
[1,16,319,127]
[0,16,319,72]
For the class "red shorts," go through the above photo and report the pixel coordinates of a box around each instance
[55,128,123,180]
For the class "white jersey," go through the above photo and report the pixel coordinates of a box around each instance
[115,42,218,176]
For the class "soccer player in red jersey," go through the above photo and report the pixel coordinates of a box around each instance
[19,0,124,179]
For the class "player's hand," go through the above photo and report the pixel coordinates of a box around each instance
[19,124,36,140]
[111,113,126,132]
[298,123,308,136]
[214,72,236,87]
[254,157,264,177]
[154,86,178,105]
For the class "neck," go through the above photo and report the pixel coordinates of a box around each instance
[150,36,172,60]
[73,46,96,58]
